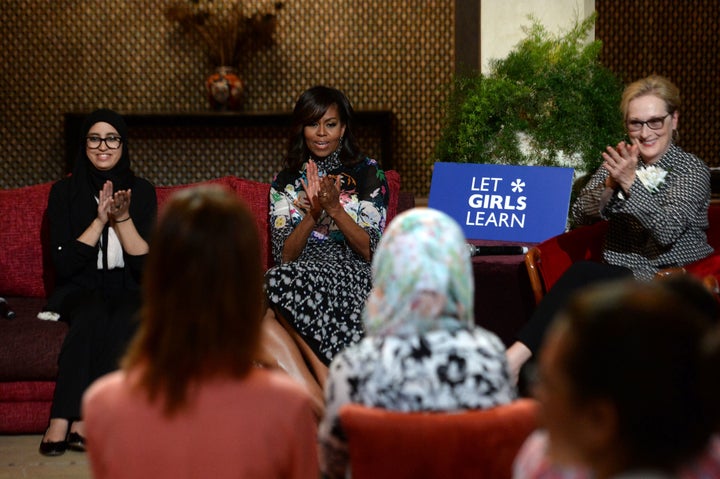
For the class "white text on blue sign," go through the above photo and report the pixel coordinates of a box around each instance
[466,176,526,228]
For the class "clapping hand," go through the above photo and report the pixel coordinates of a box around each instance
[317,175,341,213]
[602,140,639,193]
[111,189,131,222]
[97,181,114,224]
[300,160,322,220]
[301,160,341,221]
[97,180,132,224]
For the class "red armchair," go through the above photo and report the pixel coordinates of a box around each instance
[339,399,539,479]
[524,220,608,305]
[524,203,720,305]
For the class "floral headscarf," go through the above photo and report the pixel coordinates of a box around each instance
[363,207,474,337]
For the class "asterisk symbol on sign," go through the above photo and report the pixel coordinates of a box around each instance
[511,179,525,193]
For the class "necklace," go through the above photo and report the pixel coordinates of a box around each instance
[311,145,342,175]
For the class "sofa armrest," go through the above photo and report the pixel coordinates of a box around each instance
[656,253,720,298]
[524,221,609,305]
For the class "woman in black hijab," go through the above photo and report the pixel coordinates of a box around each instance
[40,109,157,456]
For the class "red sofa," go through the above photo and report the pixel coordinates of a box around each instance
[0,171,407,434]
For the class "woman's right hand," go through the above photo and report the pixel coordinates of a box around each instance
[282,161,324,263]
[77,180,113,248]
[301,160,323,221]
[96,180,114,225]
[601,140,639,193]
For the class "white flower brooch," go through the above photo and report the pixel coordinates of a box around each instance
[636,165,668,194]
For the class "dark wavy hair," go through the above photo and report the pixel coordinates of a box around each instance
[554,279,719,472]
[123,185,264,417]
[284,85,364,170]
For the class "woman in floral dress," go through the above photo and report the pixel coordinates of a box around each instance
[260,86,389,411]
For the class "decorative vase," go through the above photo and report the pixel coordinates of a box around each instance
[205,66,244,111]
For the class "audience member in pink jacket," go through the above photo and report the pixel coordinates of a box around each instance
[82,185,319,479]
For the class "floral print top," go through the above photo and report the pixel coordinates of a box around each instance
[269,154,388,265]
[265,154,389,364]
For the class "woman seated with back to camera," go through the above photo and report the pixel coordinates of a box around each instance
[530,278,720,479]
[82,186,319,478]
[506,75,714,381]
[259,86,389,413]
[319,207,516,478]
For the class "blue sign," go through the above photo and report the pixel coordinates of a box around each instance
[428,162,574,243]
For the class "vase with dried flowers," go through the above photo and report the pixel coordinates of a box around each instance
[165,0,284,110]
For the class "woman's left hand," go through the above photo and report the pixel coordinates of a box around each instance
[318,176,342,215]
[602,140,639,193]
[301,160,323,221]
[111,190,132,221]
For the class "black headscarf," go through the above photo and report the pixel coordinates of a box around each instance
[69,109,135,270]
[69,109,135,224]
[71,108,134,194]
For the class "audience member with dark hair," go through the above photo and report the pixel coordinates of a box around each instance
[319,208,515,478]
[82,186,319,478]
[40,108,157,456]
[513,274,720,479]
[507,75,713,382]
[260,85,390,412]
[530,279,720,479]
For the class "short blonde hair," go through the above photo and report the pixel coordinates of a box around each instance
[620,75,680,120]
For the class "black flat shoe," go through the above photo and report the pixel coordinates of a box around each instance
[67,432,86,452]
[39,438,67,456]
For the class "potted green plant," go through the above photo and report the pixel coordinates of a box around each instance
[436,14,625,182]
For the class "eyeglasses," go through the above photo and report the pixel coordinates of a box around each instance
[86,136,122,149]
[626,113,671,132]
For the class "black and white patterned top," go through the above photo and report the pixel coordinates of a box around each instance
[571,144,712,281]
[319,328,515,478]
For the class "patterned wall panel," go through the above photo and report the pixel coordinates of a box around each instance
[596,0,720,167]
[0,0,455,196]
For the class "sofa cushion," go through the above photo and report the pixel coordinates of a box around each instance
[154,176,238,210]
[385,170,401,224]
[0,297,66,381]
[0,380,56,402]
[155,176,272,270]
[0,382,54,434]
[684,251,720,279]
[228,177,272,270]
[0,181,55,298]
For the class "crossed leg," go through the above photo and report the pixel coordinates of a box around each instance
[273,309,329,389]
[257,308,326,418]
